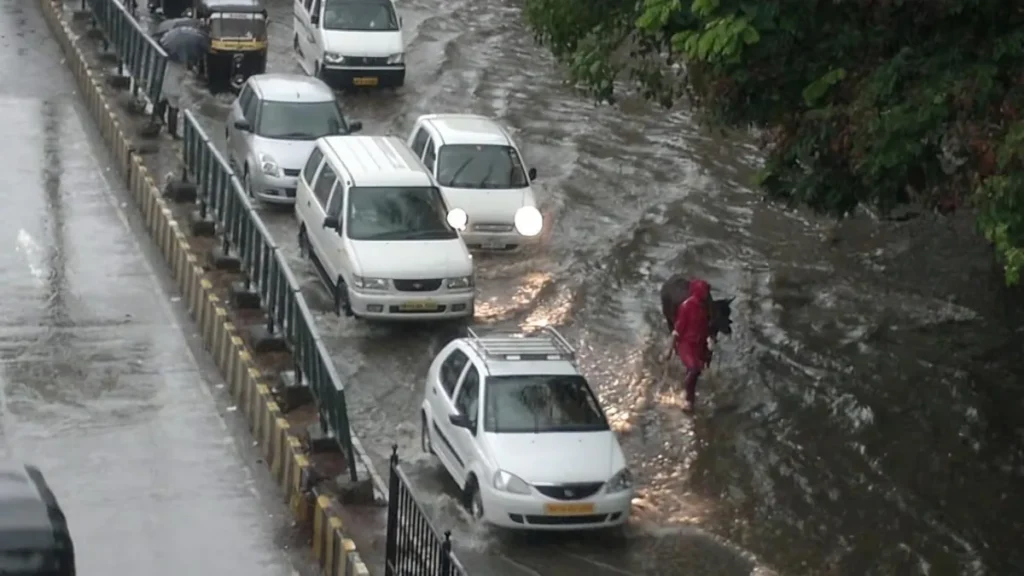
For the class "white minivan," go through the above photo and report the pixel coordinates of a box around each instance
[295,136,476,320]
[293,0,406,88]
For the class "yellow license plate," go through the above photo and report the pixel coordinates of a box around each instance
[399,301,438,312]
[353,77,379,87]
[544,503,595,516]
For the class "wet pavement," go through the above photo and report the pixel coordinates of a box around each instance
[123,0,1024,573]
[0,2,317,575]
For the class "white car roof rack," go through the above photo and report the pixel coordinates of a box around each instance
[465,326,576,362]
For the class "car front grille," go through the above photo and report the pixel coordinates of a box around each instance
[348,56,389,66]
[534,482,604,501]
[393,278,442,292]
[472,222,514,232]
[283,168,301,177]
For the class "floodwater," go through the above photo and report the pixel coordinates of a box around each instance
[133,0,1024,573]
[0,2,316,575]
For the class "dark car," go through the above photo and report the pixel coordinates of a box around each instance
[0,463,75,575]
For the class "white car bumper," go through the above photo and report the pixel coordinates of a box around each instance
[251,171,298,205]
[460,229,541,251]
[348,288,474,320]
[480,482,633,530]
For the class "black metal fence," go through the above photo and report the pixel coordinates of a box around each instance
[180,111,358,481]
[385,447,468,576]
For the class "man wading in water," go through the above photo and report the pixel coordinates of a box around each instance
[672,279,713,412]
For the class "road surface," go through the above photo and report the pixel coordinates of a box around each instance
[0,2,317,575]
[122,0,1024,573]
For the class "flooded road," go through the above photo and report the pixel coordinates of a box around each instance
[0,2,316,574]
[136,0,1024,573]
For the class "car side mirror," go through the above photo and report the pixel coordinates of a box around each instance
[323,215,340,230]
[348,121,362,133]
[449,413,473,431]
[528,167,537,181]
[233,119,250,132]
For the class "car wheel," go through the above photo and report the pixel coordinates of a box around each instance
[421,413,434,455]
[335,277,354,317]
[243,170,254,199]
[467,483,484,521]
[298,226,309,258]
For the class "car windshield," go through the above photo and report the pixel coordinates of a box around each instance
[323,0,399,31]
[208,13,266,39]
[256,101,348,140]
[436,144,529,189]
[484,375,609,433]
[346,186,459,241]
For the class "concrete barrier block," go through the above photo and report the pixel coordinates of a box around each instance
[229,280,261,309]
[208,245,241,271]
[276,370,312,412]
[165,180,197,203]
[247,324,287,354]
[189,209,216,236]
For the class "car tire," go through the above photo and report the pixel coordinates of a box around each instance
[421,413,434,455]
[466,481,484,521]
[298,226,309,258]
[335,277,354,318]
[244,169,254,199]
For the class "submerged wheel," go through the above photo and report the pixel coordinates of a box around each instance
[421,414,434,455]
[335,277,354,317]
[467,482,484,521]
[298,226,309,257]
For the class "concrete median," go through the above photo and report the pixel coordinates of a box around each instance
[39,1,372,574]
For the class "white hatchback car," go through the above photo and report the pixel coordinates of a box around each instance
[407,114,542,251]
[420,327,634,530]
[295,135,475,320]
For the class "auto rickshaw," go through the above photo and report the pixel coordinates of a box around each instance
[194,0,268,93]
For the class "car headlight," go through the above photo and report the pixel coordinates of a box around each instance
[324,52,344,64]
[493,470,531,495]
[605,468,633,493]
[446,276,473,290]
[513,206,543,237]
[387,52,404,64]
[352,276,388,290]
[259,153,279,177]
[446,208,468,231]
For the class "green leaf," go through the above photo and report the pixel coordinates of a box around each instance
[802,68,847,107]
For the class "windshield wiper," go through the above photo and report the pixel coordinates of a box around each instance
[445,157,475,186]
[475,164,495,188]
[403,229,452,240]
[273,132,315,140]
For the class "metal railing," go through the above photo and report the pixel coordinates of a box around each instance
[180,111,358,482]
[386,447,468,576]
[82,0,168,111]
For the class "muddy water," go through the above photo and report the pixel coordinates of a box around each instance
[156,0,1024,573]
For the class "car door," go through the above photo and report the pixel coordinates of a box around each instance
[237,90,261,177]
[428,347,470,481]
[298,146,324,224]
[323,181,351,285]
[449,363,482,485]
[227,82,255,171]
[294,0,311,57]
[309,0,324,70]
[309,162,340,280]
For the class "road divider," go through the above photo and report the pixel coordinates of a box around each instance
[40,0,371,574]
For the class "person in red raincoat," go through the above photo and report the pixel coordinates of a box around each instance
[672,279,712,411]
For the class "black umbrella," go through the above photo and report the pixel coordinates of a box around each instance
[153,17,203,41]
[159,26,209,65]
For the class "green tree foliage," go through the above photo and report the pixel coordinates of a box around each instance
[524,0,1024,284]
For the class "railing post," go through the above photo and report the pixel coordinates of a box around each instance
[441,531,453,576]
[384,445,400,576]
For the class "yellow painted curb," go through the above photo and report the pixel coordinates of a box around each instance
[40,2,371,574]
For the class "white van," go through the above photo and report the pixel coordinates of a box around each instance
[295,136,475,320]
[293,0,406,88]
